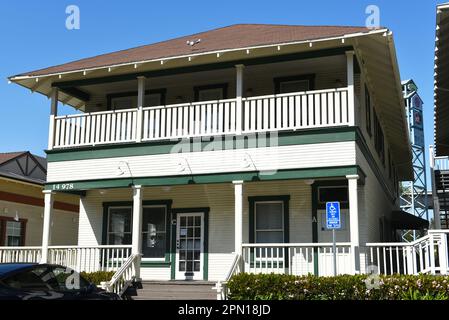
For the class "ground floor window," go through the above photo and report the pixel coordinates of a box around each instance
[249,196,290,243]
[0,216,26,246]
[142,206,167,259]
[105,203,169,259]
[255,202,284,243]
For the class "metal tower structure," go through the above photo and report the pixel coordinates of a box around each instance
[400,80,429,241]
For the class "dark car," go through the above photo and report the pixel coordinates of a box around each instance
[0,263,120,300]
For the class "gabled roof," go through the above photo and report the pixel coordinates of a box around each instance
[11,24,371,78]
[0,152,27,165]
[0,151,47,185]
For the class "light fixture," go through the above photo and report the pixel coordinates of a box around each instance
[116,161,131,177]
[14,211,19,222]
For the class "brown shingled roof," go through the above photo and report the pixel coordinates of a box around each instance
[14,24,371,77]
[0,152,26,165]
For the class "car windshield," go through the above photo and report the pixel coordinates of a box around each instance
[3,266,91,292]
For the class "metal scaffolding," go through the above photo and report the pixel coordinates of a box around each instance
[400,80,429,241]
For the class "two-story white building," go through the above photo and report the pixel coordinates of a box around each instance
[6,24,416,287]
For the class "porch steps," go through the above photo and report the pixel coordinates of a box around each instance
[132,281,217,300]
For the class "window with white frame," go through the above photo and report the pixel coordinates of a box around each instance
[254,202,284,243]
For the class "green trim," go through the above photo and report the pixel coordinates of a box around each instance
[60,87,90,102]
[171,208,210,281]
[355,128,395,203]
[45,127,358,162]
[141,261,171,268]
[52,47,354,89]
[45,166,362,191]
[101,200,173,261]
[248,195,290,244]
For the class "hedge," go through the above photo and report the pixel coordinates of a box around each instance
[80,271,115,285]
[227,273,449,300]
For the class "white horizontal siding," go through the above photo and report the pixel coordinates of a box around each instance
[47,141,356,183]
[140,267,171,281]
[78,180,313,281]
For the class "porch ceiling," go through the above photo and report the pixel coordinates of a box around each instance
[8,28,386,111]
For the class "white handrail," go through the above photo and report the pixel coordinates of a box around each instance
[103,253,140,297]
[214,253,241,300]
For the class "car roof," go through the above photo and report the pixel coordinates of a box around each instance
[0,263,38,277]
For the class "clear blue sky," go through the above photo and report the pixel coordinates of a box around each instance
[0,0,441,165]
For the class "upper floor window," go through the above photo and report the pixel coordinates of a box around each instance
[194,83,228,102]
[274,74,315,94]
[0,217,26,246]
[374,111,385,165]
[107,89,166,110]
[365,85,372,136]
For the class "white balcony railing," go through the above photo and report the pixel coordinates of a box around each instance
[242,243,353,277]
[0,245,132,273]
[50,88,350,149]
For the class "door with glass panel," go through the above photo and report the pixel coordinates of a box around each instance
[175,213,204,280]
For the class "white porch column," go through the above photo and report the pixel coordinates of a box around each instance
[233,181,244,255]
[136,76,146,143]
[41,190,54,263]
[47,88,59,150]
[132,185,143,280]
[235,65,244,135]
[347,174,360,274]
[346,51,355,126]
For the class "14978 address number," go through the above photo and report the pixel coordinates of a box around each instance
[52,183,75,191]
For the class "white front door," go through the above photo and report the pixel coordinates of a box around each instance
[175,212,204,280]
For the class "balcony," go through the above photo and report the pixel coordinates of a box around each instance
[49,87,351,150]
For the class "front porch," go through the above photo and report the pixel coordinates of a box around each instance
[2,178,446,297]
[0,177,362,280]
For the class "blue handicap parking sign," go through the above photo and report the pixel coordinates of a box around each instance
[326,202,341,229]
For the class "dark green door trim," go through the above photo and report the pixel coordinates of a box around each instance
[170,207,210,281]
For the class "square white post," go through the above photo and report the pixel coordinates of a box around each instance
[48,88,59,150]
[347,174,360,274]
[346,51,355,126]
[233,181,244,255]
[136,77,146,142]
[235,65,244,135]
[132,185,143,280]
[41,190,54,263]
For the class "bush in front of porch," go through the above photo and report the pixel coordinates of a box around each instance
[80,271,115,285]
[227,273,449,300]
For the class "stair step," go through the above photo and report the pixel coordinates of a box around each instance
[133,281,217,300]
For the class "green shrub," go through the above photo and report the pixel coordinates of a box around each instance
[80,271,115,285]
[227,273,449,300]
